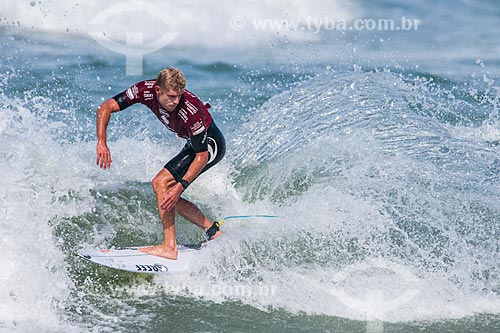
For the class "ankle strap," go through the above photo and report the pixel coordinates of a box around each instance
[205,221,220,238]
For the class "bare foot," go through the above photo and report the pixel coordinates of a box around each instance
[139,244,178,260]
[208,230,223,241]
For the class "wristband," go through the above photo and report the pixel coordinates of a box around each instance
[179,179,190,190]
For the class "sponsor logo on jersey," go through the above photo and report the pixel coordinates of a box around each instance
[185,100,198,115]
[126,85,139,100]
[190,121,206,135]
[161,115,170,126]
[126,88,133,100]
[144,92,154,101]
[144,80,156,88]
[178,109,188,122]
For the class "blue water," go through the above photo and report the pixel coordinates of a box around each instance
[1,1,500,332]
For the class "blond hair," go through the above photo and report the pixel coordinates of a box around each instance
[156,68,186,92]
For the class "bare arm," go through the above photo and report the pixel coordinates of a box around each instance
[96,98,121,169]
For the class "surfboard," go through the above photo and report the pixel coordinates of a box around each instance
[76,216,278,274]
[76,244,202,274]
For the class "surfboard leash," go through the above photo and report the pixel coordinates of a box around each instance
[205,214,279,239]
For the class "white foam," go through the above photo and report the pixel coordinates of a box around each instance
[1,0,358,47]
[447,121,500,143]
[0,82,183,329]
[147,72,500,322]
[151,183,500,323]
[0,96,85,331]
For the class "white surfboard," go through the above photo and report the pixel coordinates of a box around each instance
[77,244,202,274]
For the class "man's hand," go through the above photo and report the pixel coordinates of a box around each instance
[96,98,120,169]
[160,182,184,211]
[96,140,112,169]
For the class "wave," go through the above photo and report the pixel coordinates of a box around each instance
[207,70,500,321]
[47,69,498,325]
[0,80,82,331]
[0,70,189,330]
[3,59,500,327]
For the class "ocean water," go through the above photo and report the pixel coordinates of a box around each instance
[1,0,500,332]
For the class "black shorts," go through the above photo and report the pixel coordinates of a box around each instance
[165,122,226,182]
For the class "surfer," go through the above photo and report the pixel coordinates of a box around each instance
[95,68,226,260]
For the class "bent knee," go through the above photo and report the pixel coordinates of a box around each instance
[152,169,176,193]
[151,175,162,193]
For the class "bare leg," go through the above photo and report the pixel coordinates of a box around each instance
[139,168,179,259]
[176,198,223,239]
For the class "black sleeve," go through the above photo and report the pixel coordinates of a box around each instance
[112,91,130,110]
[190,130,208,153]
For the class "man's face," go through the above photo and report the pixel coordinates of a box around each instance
[156,86,184,112]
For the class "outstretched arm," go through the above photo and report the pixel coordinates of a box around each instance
[96,98,121,169]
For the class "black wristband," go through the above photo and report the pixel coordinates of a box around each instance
[179,179,190,190]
